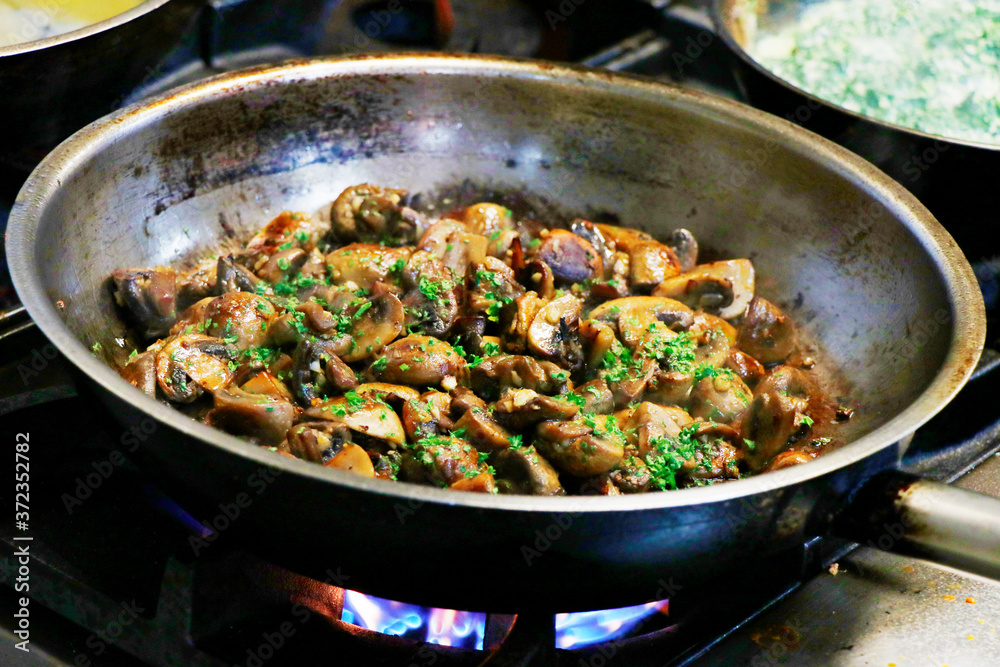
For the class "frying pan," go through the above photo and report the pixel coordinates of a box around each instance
[4,54,996,612]
[0,0,201,175]
[656,0,1000,260]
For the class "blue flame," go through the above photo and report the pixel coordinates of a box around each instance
[341,590,664,650]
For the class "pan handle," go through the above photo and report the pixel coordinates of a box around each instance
[835,471,1000,580]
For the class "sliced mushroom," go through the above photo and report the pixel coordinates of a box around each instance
[371,335,465,388]
[535,416,626,477]
[690,310,738,343]
[216,256,264,294]
[725,348,766,388]
[304,395,406,446]
[342,290,405,362]
[285,421,354,462]
[534,229,603,284]
[605,454,652,494]
[665,228,698,272]
[643,367,695,407]
[177,259,218,310]
[463,202,515,236]
[763,449,817,472]
[288,338,354,407]
[742,366,812,471]
[330,184,418,245]
[400,251,462,337]
[527,294,583,369]
[205,388,295,445]
[628,241,681,289]
[589,296,694,350]
[119,345,161,397]
[468,354,569,399]
[449,472,496,493]
[492,445,565,496]
[736,297,797,365]
[241,370,294,402]
[257,247,308,284]
[692,327,731,369]
[155,334,236,403]
[501,291,546,353]
[454,407,513,453]
[246,210,326,259]
[326,243,413,291]
[204,292,278,349]
[493,388,580,431]
[417,219,487,277]
[399,436,489,488]
[353,382,422,408]
[448,386,488,420]
[678,423,744,481]
[570,219,615,275]
[452,316,487,357]
[324,444,377,477]
[628,402,694,459]
[688,371,753,424]
[111,267,178,339]
[402,391,454,441]
[653,259,755,320]
[593,223,655,252]
[574,379,614,414]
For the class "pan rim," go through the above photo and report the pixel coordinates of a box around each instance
[5,52,986,513]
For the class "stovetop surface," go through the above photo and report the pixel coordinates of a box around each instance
[2,1,1000,665]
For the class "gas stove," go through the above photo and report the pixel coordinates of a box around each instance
[2,1,999,665]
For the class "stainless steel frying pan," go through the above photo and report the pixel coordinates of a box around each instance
[4,54,995,612]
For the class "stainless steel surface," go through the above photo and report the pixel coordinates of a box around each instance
[688,453,1000,666]
[894,479,1000,580]
[3,54,988,609]
[0,0,202,173]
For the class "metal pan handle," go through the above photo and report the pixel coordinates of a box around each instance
[836,471,1000,581]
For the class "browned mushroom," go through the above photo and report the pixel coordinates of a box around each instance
[493,388,580,430]
[742,366,813,471]
[534,229,603,284]
[725,348,766,388]
[323,443,377,477]
[205,388,295,445]
[492,445,565,495]
[342,290,405,362]
[468,257,524,322]
[628,241,681,288]
[285,421,354,462]
[241,370,295,402]
[417,219,488,276]
[326,243,413,291]
[535,416,626,477]
[527,294,583,369]
[203,292,278,349]
[371,335,466,388]
[574,379,614,414]
[468,354,569,399]
[453,407,513,453]
[590,297,694,350]
[400,251,462,337]
[330,184,421,245]
[448,386,488,419]
[736,296,797,364]
[353,382,422,409]
[155,334,236,403]
[402,391,455,441]
[627,402,694,459]
[119,344,162,397]
[665,228,698,272]
[462,202,515,236]
[257,247,308,284]
[501,291,546,353]
[288,338,356,407]
[304,394,406,446]
[216,256,264,295]
[399,435,490,488]
[688,370,753,424]
[653,259,755,321]
[246,210,325,260]
[111,267,178,339]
